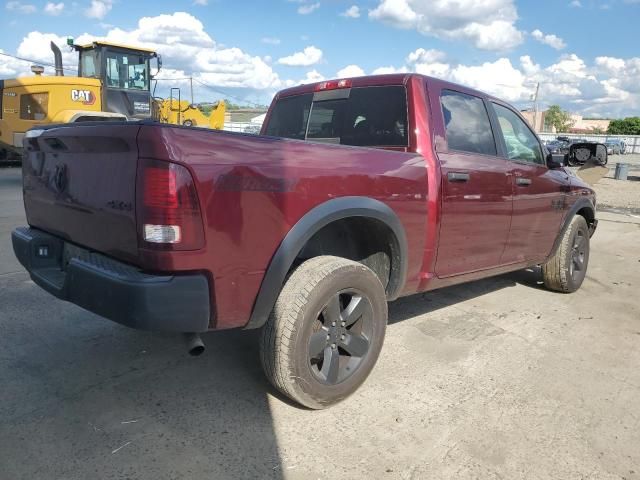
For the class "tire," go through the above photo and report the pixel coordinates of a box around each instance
[542,215,590,293]
[260,256,388,409]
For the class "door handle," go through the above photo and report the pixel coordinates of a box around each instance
[448,172,470,182]
[516,178,532,186]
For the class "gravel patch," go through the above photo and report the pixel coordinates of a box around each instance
[593,154,640,212]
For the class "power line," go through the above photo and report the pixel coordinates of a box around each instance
[0,50,76,73]
[155,77,263,107]
[194,78,263,108]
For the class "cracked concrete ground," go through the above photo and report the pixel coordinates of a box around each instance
[1,166,639,479]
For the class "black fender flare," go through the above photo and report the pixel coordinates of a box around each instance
[548,197,596,258]
[244,196,409,330]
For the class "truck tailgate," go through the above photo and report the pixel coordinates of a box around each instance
[22,123,140,262]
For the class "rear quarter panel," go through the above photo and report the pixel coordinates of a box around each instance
[137,126,429,329]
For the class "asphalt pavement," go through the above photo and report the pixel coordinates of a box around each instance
[1,166,639,479]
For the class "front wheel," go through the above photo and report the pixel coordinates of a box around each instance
[542,215,590,293]
[260,256,388,409]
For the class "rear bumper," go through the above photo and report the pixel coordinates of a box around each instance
[12,227,211,333]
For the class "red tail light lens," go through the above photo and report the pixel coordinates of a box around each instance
[138,159,205,251]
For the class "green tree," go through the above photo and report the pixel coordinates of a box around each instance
[607,117,640,135]
[546,105,575,132]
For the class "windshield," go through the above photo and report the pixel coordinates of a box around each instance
[265,86,408,148]
[105,52,150,90]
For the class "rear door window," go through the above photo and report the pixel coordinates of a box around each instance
[265,86,408,147]
[440,90,496,156]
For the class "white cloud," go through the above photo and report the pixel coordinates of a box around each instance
[85,0,112,19]
[6,1,36,13]
[369,48,640,117]
[405,48,450,77]
[595,56,626,74]
[369,0,417,26]
[18,31,77,68]
[44,2,64,15]
[450,58,528,101]
[569,0,582,7]
[193,0,208,4]
[0,12,285,104]
[369,0,524,51]
[283,69,326,88]
[337,64,365,78]
[531,29,566,50]
[300,69,325,84]
[341,5,360,18]
[277,46,323,66]
[372,66,402,74]
[406,48,446,64]
[0,49,28,76]
[298,2,320,14]
[94,12,280,90]
[261,37,281,45]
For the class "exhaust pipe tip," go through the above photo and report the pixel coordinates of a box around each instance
[184,333,205,356]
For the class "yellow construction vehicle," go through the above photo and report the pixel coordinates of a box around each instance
[0,39,225,162]
[153,88,225,129]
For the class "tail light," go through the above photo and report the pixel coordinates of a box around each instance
[137,158,205,251]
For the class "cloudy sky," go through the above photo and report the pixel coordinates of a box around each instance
[1,0,639,116]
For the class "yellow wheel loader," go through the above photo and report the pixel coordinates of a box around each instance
[153,87,225,129]
[0,40,225,163]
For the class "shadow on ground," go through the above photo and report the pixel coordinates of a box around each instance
[0,261,547,478]
[0,274,284,479]
[389,267,543,324]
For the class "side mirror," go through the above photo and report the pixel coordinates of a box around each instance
[546,152,564,169]
[151,54,162,78]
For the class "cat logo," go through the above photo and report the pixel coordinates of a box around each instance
[70,89,96,106]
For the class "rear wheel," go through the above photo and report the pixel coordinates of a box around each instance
[260,256,388,409]
[542,215,590,293]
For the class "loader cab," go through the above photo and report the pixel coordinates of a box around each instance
[75,41,158,120]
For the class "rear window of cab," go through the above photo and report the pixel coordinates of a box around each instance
[265,86,408,148]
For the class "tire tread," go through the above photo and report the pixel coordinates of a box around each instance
[259,256,385,408]
[542,215,588,293]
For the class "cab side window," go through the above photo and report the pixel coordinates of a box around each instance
[440,90,496,156]
[492,103,544,165]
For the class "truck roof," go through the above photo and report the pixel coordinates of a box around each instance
[276,73,502,104]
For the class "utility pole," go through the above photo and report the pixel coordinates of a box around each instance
[532,82,540,132]
[190,77,194,105]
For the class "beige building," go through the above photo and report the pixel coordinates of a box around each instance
[568,115,610,133]
[521,109,547,132]
[521,109,610,134]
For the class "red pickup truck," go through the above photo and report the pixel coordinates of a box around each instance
[12,74,597,409]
